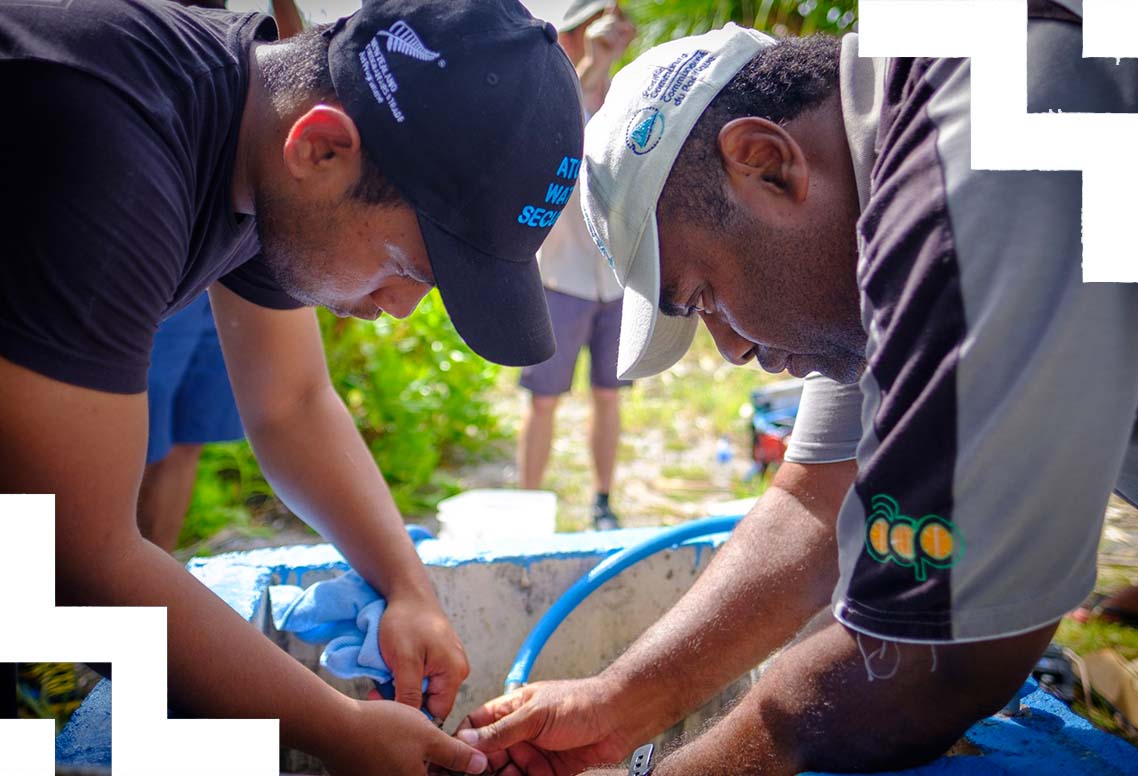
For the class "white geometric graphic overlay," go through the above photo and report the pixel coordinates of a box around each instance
[860,0,1137,283]
[0,495,278,775]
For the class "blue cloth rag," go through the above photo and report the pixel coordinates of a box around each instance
[271,570,399,684]
[270,526,435,689]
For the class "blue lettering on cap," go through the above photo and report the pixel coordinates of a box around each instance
[545,183,574,206]
[555,157,581,180]
[515,157,581,228]
[526,208,547,227]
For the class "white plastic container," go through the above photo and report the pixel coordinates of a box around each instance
[436,489,557,543]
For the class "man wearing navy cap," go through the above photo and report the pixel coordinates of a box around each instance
[0,0,581,771]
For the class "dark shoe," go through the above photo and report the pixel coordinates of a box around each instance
[592,502,620,531]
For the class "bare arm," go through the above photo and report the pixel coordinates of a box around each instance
[461,460,855,769]
[463,458,1050,776]
[651,620,1053,775]
[209,283,468,717]
[600,459,854,740]
[575,7,635,115]
[0,336,485,771]
[0,356,345,739]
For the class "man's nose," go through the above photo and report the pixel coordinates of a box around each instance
[701,313,753,366]
[373,281,431,319]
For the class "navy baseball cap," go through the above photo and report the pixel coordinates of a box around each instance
[325,0,584,366]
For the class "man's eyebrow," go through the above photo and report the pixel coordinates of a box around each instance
[658,281,691,318]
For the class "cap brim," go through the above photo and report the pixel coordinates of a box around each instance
[418,215,555,367]
[616,212,698,380]
[560,0,609,31]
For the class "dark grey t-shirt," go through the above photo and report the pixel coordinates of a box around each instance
[830,12,1138,644]
[0,0,302,394]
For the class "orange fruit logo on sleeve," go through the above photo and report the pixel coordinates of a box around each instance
[864,494,962,581]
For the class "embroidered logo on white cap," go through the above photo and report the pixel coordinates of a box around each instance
[581,24,776,379]
[626,107,664,154]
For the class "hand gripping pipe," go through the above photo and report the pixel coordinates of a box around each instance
[504,514,743,692]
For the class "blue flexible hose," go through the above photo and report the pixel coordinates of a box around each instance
[504,515,743,692]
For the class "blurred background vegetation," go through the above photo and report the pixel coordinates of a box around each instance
[624,0,857,56]
[178,290,505,551]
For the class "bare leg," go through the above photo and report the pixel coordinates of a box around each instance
[517,394,560,490]
[136,442,204,552]
[590,387,621,496]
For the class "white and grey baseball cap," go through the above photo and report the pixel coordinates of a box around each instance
[559,0,609,31]
[581,24,775,379]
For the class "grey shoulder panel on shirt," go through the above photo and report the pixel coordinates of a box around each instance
[784,373,863,464]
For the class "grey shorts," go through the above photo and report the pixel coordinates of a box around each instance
[520,288,633,395]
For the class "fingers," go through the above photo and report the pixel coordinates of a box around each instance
[424,651,468,720]
[425,725,490,774]
[457,704,541,755]
[457,689,540,753]
[505,741,557,776]
[389,653,425,711]
[456,717,512,772]
[462,688,527,730]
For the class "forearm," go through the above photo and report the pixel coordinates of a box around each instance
[655,620,1055,776]
[245,383,431,599]
[575,57,610,115]
[601,462,854,741]
[60,533,352,759]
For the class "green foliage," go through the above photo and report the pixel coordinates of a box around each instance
[17,663,89,731]
[181,290,504,548]
[624,0,858,55]
[178,441,275,549]
[318,290,504,514]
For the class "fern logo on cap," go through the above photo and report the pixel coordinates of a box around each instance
[377,20,445,66]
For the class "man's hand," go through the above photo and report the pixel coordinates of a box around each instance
[381,588,470,720]
[323,699,488,776]
[455,679,635,776]
[583,6,635,70]
[576,5,636,114]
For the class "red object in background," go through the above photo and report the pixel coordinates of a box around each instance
[754,432,787,467]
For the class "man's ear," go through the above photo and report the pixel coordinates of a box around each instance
[281,105,362,183]
[718,117,809,205]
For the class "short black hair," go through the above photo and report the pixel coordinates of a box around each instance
[262,27,403,207]
[659,35,842,226]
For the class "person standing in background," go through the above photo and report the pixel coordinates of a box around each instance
[517,1,635,530]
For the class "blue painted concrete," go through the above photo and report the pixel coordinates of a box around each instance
[58,530,1138,773]
[55,677,111,768]
[183,529,736,626]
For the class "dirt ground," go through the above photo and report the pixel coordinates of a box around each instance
[452,387,761,532]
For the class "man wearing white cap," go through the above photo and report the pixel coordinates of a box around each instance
[458,2,1138,774]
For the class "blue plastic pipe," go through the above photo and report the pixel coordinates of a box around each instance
[505,514,744,692]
